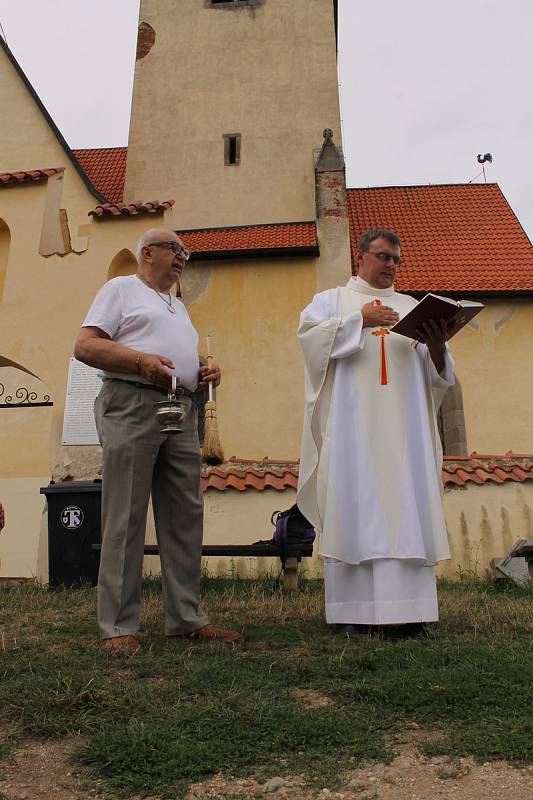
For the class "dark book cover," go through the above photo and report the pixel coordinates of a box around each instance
[391,294,483,341]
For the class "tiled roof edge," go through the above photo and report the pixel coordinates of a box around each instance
[180,221,319,260]
[199,455,533,493]
[201,462,299,493]
[346,183,533,253]
[347,181,500,191]
[405,289,533,300]
[177,220,317,234]
[0,37,109,204]
[190,245,319,261]
[0,167,65,186]
[89,200,174,218]
[493,182,533,250]
[446,452,533,460]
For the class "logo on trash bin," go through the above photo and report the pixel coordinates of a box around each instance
[60,505,84,530]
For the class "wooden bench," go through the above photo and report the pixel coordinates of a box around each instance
[41,480,313,589]
[92,541,313,589]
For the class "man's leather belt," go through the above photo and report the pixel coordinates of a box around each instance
[110,379,195,397]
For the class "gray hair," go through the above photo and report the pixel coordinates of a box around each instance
[357,229,400,251]
[136,228,170,264]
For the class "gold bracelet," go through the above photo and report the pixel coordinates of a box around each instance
[136,352,143,375]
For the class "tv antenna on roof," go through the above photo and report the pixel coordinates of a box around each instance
[476,152,493,183]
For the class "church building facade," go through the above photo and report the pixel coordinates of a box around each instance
[1,0,533,581]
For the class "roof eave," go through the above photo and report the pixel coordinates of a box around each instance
[177,220,317,234]
[403,289,533,299]
[190,245,320,261]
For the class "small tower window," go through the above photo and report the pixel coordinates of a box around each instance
[209,1,251,6]
[223,133,241,166]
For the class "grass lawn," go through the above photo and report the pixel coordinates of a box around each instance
[0,576,532,799]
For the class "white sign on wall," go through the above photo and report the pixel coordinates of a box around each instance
[61,358,102,446]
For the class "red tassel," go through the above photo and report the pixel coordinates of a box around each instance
[379,337,388,385]
[371,299,390,385]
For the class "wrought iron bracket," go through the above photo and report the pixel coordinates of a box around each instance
[0,381,53,408]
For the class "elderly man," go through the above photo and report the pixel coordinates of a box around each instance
[297,229,453,637]
[75,228,239,653]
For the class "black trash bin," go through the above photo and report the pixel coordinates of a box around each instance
[40,480,102,588]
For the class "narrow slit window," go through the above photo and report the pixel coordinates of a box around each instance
[223,133,241,166]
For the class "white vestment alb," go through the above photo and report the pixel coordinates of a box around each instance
[297,277,454,625]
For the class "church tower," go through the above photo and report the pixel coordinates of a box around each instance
[124,0,341,230]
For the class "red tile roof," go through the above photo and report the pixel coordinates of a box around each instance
[180,222,318,258]
[200,455,533,492]
[72,147,126,204]
[347,184,533,293]
[68,149,317,255]
[89,200,174,218]
[442,454,533,488]
[51,144,533,289]
[201,458,298,492]
[0,167,64,186]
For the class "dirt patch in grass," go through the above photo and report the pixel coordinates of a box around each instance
[107,668,137,681]
[339,729,533,800]
[0,736,105,800]
[185,729,533,799]
[146,675,173,687]
[1,728,532,799]
[290,688,334,708]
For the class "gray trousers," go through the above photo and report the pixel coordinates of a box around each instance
[94,379,209,639]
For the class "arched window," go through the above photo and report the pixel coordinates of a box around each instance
[0,218,11,303]
[438,375,468,456]
[107,248,137,280]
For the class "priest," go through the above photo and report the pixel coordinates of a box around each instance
[297,229,453,637]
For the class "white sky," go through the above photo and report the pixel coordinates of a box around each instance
[0,0,532,240]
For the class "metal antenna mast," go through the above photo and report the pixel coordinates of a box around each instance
[477,152,493,183]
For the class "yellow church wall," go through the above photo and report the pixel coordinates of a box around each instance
[1,46,58,166]
[139,480,533,582]
[0,217,9,301]
[0,177,320,575]
[0,171,176,576]
[27,473,533,582]
[0,477,49,578]
[124,0,341,228]
[451,299,533,454]
[208,481,533,581]
[0,47,98,254]
[185,255,317,460]
[439,481,533,579]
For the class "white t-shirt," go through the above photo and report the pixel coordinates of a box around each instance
[82,275,200,390]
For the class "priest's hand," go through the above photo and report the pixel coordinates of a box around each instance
[361,302,400,328]
[416,318,448,373]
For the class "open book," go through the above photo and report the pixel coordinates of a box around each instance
[391,293,483,342]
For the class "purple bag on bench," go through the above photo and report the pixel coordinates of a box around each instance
[271,504,315,561]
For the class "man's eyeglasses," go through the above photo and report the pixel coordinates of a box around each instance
[149,241,191,260]
[363,249,401,267]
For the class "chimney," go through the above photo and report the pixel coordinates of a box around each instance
[314,129,352,291]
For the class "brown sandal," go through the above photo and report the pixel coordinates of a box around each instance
[102,634,142,655]
[167,624,240,642]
